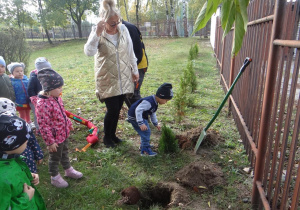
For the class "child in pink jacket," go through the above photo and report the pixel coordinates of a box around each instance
[30,68,83,188]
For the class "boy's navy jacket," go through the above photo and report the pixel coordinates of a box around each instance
[128,95,158,126]
[27,70,42,97]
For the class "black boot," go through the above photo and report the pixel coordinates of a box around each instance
[103,136,115,148]
[112,136,123,144]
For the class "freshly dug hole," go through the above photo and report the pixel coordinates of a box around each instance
[139,182,190,209]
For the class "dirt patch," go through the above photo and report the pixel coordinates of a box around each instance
[119,106,128,120]
[175,160,225,192]
[117,186,141,205]
[176,126,224,150]
[140,182,190,209]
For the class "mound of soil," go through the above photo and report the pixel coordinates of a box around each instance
[140,182,190,208]
[176,126,224,149]
[117,186,141,205]
[175,160,225,192]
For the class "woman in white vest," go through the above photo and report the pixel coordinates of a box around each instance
[84,0,139,148]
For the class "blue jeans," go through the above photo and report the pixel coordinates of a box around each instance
[128,119,151,148]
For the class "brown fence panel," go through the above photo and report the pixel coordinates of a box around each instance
[214,0,300,209]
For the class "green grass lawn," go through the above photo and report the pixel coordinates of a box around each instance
[26,37,251,209]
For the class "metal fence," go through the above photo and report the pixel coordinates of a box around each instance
[214,0,300,209]
[24,20,210,41]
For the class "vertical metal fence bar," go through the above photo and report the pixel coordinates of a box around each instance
[280,51,300,210]
[290,100,300,209]
[251,0,285,207]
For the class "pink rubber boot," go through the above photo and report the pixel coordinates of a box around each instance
[65,166,83,179]
[51,173,68,188]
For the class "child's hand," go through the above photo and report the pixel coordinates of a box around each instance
[156,125,161,131]
[23,183,35,200]
[31,173,40,185]
[47,143,58,153]
[140,124,148,131]
[70,126,74,131]
[36,159,43,165]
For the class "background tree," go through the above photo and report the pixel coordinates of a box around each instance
[165,0,170,36]
[0,0,35,29]
[0,26,31,74]
[182,0,188,37]
[135,0,140,28]
[36,0,53,44]
[123,0,129,21]
[45,0,99,38]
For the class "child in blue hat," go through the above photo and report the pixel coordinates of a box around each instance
[127,83,173,156]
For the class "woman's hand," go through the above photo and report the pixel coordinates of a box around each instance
[96,20,106,37]
[47,143,58,153]
[132,73,139,83]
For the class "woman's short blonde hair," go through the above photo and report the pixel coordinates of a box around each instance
[99,0,121,21]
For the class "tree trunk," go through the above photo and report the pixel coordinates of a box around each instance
[37,0,52,44]
[123,0,129,21]
[77,21,82,38]
[135,0,140,28]
[165,0,170,37]
[45,29,52,44]
[182,0,188,37]
[170,0,178,37]
[152,0,158,36]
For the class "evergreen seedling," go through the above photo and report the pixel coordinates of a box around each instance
[173,77,188,122]
[186,61,197,92]
[158,124,179,154]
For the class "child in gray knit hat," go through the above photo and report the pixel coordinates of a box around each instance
[28,57,52,132]
[7,62,31,123]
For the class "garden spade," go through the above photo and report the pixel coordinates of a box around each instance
[194,57,252,153]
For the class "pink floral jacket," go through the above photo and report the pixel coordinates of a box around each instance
[31,95,73,146]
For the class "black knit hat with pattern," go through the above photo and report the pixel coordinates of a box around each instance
[156,83,173,99]
[37,69,64,92]
[0,112,31,152]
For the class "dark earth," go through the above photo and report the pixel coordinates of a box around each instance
[117,126,233,209]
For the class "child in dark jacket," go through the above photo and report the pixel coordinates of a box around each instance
[28,57,52,132]
[0,56,15,102]
[0,97,44,173]
[0,113,46,209]
[127,83,173,156]
[7,62,31,123]
[31,69,83,188]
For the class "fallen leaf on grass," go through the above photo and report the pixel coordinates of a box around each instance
[193,186,199,192]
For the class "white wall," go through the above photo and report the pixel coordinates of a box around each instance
[210,7,221,49]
